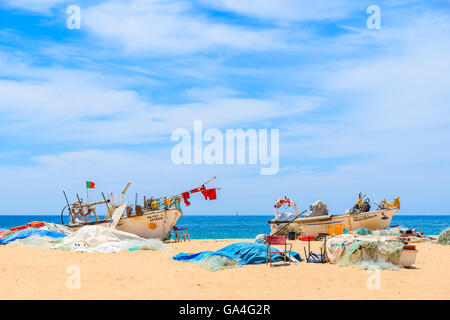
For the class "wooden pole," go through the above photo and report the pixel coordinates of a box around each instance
[101,192,112,220]
[273,210,307,236]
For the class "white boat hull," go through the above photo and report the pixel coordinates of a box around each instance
[67,208,182,240]
[269,208,398,236]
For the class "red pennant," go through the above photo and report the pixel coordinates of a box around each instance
[182,192,191,206]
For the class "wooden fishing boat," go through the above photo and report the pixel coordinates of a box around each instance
[60,178,220,240]
[269,195,400,237]
[64,204,183,240]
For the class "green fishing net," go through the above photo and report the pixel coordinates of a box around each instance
[356,260,400,270]
[9,235,64,249]
[372,227,402,236]
[123,239,171,251]
[337,239,404,270]
[435,228,450,245]
[353,228,372,235]
[198,256,239,271]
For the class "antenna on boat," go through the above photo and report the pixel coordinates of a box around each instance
[204,176,217,185]
[122,182,131,195]
[101,192,112,219]
[62,190,71,224]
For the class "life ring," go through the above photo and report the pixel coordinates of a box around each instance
[80,208,92,216]
[71,207,82,215]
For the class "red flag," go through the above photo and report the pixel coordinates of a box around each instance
[182,192,191,206]
[201,188,217,200]
[189,185,206,194]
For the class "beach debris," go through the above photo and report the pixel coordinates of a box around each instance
[173,242,302,270]
[435,228,450,245]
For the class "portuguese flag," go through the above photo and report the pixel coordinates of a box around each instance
[86,181,95,189]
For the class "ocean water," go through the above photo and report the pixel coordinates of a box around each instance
[0,214,448,239]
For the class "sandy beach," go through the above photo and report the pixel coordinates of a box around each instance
[0,238,448,300]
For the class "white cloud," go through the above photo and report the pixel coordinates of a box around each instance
[82,0,285,55]
[0,50,318,144]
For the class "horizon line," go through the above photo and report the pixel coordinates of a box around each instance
[0,213,449,216]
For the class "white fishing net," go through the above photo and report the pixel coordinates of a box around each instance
[56,226,170,253]
[8,225,170,253]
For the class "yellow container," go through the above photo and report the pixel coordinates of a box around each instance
[328,223,345,235]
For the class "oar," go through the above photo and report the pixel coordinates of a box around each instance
[273,210,307,236]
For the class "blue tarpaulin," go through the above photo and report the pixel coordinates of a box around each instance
[173,242,302,265]
[0,228,66,245]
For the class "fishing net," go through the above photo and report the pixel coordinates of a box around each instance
[198,256,239,271]
[372,227,402,237]
[337,239,404,270]
[435,228,450,245]
[57,238,170,253]
[122,239,170,252]
[353,228,372,235]
[43,222,74,235]
[9,235,65,249]
[356,260,400,270]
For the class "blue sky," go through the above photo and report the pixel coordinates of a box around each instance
[0,0,449,215]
